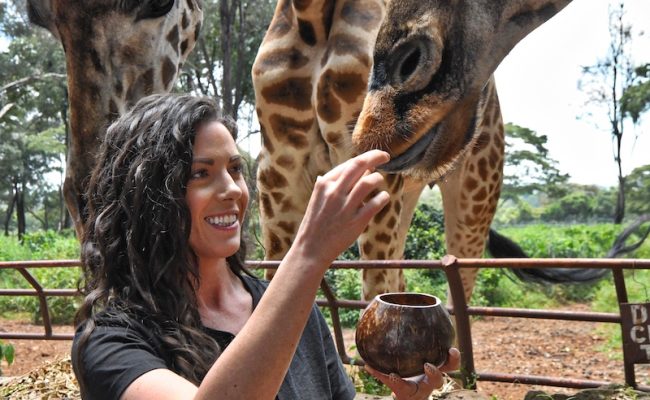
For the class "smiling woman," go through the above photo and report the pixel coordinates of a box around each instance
[69,93,459,400]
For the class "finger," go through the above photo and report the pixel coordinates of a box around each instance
[354,190,390,224]
[421,362,445,390]
[346,171,385,207]
[328,150,390,190]
[439,348,461,373]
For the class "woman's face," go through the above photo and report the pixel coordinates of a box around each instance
[186,121,249,262]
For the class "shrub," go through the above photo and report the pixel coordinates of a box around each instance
[0,232,81,324]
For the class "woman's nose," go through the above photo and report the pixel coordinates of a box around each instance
[216,174,242,200]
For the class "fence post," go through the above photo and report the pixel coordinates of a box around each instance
[442,255,476,389]
[612,268,637,388]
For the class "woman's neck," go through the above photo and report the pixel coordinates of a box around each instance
[195,257,252,333]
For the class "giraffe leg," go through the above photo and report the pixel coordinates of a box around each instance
[358,175,426,300]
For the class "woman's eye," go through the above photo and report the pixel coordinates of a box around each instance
[229,165,244,176]
[190,169,207,180]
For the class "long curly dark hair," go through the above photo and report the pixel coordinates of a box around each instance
[74,93,248,385]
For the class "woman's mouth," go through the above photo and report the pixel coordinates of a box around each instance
[205,214,238,228]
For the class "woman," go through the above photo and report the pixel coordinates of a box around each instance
[72,93,460,400]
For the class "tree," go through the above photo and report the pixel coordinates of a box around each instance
[625,164,650,216]
[501,122,569,201]
[621,63,650,124]
[1,3,68,237]
[177,0,275,140]
[579,2,645,223]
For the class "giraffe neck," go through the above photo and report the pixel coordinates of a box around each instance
[27,0,203,235]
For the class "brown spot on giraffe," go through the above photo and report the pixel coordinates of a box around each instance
[297,18,317,46]
[276,155,296,169]
[472,187,487,202]
[362,242,373,255]
[268,114,312,149]
[254,47,310,75]
[262,77,313,110]
[277,221,296,234]
[182,11,189,30]
[180,39,189,56]
[375,232,391,244]
[271,192,285,203]
[166,25,180,54]
[267,231,284,258]
[260,193,274,220]
[259,166,289,190]
[161,57,176,90]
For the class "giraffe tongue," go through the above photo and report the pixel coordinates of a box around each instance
[379,127,436,173]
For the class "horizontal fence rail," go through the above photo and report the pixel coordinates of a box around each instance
[0,258,649,392]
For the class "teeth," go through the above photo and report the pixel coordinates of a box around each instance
[206,214,238,227]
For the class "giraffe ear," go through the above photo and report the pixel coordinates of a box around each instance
[26,0,59,39]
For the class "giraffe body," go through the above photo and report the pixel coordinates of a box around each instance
[27,0,203,236]
[253,0,572,301]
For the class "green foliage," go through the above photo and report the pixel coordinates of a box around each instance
[1,3,68,235]
[350,368,391,396]
[324,268,362,328]
[625,164,650,216]
[499,224,620,258]
[621,63,650,123]
[0,340,15,376]
[502,123,569,200]
[0,232,80,324]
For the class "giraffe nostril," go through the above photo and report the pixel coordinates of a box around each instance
[387,36,440,93]
[398,47,421,84]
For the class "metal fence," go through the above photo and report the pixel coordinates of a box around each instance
[1,257,649,392]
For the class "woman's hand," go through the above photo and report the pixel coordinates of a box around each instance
[293,150,391,267]
[364,348,461,400]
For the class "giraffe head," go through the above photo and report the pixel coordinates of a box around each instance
[26,0,202,234]
[352,0,571,181]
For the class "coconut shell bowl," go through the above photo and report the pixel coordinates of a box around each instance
[355,292,455,377]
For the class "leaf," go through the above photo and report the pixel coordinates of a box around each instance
[3,344,15,365]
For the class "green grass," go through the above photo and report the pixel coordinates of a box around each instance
[0,231,81,324]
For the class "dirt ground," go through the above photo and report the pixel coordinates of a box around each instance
[1,305,649,399]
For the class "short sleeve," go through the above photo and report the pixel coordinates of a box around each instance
[71,322,169,400]
[316,308,356,400]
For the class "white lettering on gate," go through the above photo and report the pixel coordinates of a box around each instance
[631,304,648,325]
[642,344,650,359]
[630,325,648,343]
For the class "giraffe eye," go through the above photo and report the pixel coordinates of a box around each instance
[136,0,175,21]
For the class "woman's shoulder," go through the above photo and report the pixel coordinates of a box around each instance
[73,307,159,345]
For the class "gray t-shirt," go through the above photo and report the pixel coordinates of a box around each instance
[71,274,355,400]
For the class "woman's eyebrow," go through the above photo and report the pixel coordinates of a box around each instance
[191,157,214,165]
[230,155,242,162]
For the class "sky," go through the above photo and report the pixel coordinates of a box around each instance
[494,0,650,187]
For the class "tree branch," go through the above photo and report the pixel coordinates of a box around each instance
[1,73,67,94]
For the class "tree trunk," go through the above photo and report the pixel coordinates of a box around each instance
[16,181,26,241]
[220,0,234,121]
[60,87,72,231]
[614,175,626,224]
[4,192,16,236]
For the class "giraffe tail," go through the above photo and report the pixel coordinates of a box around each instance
[486,229,609,284]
